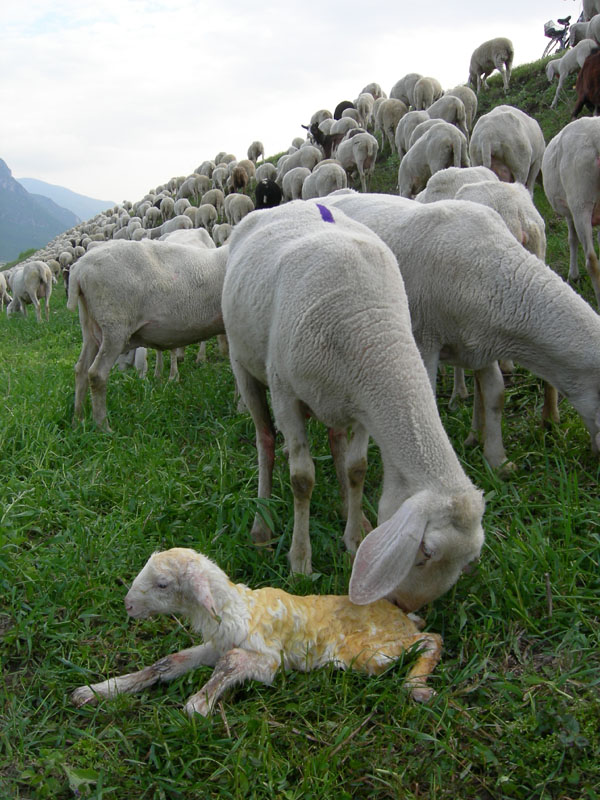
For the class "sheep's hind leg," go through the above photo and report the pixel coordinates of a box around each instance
[271,391,314,574]
[184,648,279,717]
[404,633,443,702]
[71,643,220,707]
[73,338,98,425]
[231,357,276,545]
[87,335,125,431]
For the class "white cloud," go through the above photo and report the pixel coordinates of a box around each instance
[1,0,582,204]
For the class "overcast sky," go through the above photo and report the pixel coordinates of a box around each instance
[1,0,583,205]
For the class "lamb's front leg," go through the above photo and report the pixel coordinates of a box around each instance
[71,643,220,707]
[184,648,279,717]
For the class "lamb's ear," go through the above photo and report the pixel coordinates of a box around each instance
[348,492,431,605]
[186,562,218,617]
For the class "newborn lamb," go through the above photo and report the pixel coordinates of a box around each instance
[71,548,442,716]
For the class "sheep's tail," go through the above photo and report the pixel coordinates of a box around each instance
[66,271,80,312]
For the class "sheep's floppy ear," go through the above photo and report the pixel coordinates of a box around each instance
[186,561,218,617]
[349,491,431,605]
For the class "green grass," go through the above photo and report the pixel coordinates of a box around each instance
[2,61,600,800]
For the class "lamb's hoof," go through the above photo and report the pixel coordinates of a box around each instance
[184,695,211,717]
[71,686,98,707]
[407,613,426,631]
[409,685,435,703]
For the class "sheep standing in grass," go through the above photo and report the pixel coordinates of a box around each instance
[426,95,469,140]
[335,130,378,192]
[542,117,600,307]
[301,162,347,199]
[416,165,499,203]
[413,77,443,110]
[326,191,600,469]
[446,85,478,133]
[222,200,485,608]
[398,122,470,198]
[247,140,264,163]
[67,241,229,430]
[395,110,431,161]
[375,98,408,154]
[390,73,423,107]
[71,548,443,715]
[0,272,11,311]
[282,166,311,201]
[6,261,54,322]
[468,37,514,93]
[469,105,545,194]
[546,39,599,108]
[224,193,255,225]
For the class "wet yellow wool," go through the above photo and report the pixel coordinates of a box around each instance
[241,586,425,674]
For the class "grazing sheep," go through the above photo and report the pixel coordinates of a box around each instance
[67,241,229,430]
[542,117,600,306]
[546,39,599,108]
[159,228,216,248]
[147,215,193,239]
[173,198,191,216]
[415,166,499,203]
[6,261,54,322]
[426,95,469,140]
[247,140,265,163]
[71,548,443,716]
[376,99,408,154]
[200,189,225,219]
[326,191,600,468]
[390,73,423,108]
[335,130,379,192]
[584,0,600,21]
[469,105,545,195]
[212,223,233,246]
[341,107,361,124]
[301,162,347,198]
[229,165,250,194]
[277,145,322,181]
[211,166,229,193]
[224,193,255,226]
[468,37,514,93]
[569,14,600,46]
[0,271,11,311]
[282,167,311,201]
[455,181,546,260]
[360,82,385,99]
[398,122,470,198]
[413,77,443,110]
[255,162,277,183]
[445,85,478,132]
[356,92,375,128]
[395,110,431,161]
[222,200,485,607]
[255,178,282,209]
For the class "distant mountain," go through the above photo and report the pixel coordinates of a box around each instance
[0,159,81,262]
[17,177,114,222]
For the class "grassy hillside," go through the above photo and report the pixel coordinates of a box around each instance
[1,60,599,799]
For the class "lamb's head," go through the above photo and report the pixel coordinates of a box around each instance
[124,548,224,621]
[349,489,485,612]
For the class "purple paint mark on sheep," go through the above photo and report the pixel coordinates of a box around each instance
[316,203,335,224]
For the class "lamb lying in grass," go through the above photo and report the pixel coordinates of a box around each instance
[71,548,442,716]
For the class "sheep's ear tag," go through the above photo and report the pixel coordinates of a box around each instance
[316,203,335,223]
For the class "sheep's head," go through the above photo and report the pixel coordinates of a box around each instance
[349,489,485,612]
[124,548,220,621]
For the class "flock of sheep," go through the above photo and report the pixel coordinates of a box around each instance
[4,29,600,714]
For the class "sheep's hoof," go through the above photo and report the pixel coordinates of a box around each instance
[497,460,517,478]
[464,432,479,449]
[71,686,98,707]
[409,685,435,702]
[251,524,272,545]
[184,694,211,717]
